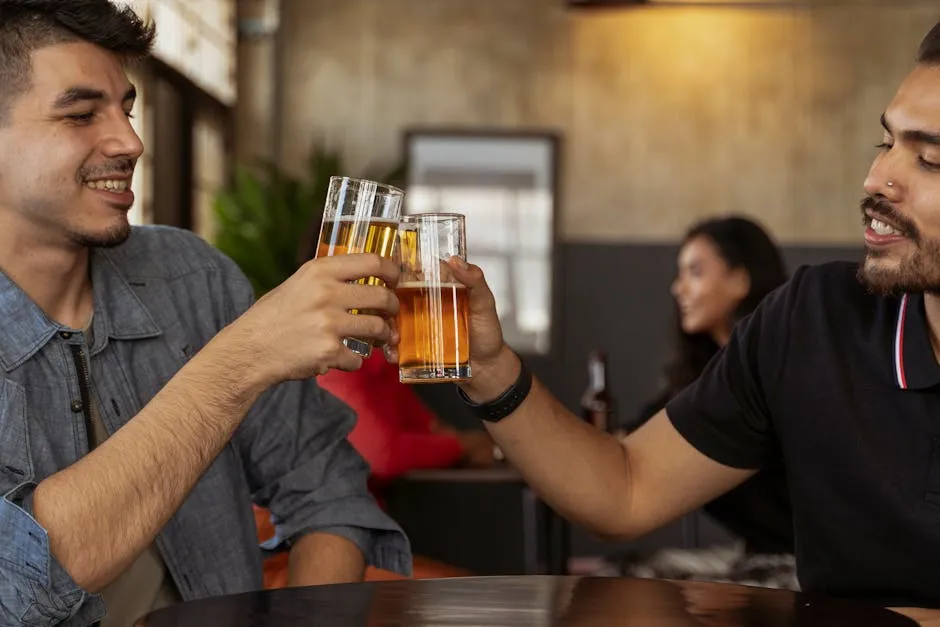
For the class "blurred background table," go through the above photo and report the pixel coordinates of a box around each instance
[384,466,571,575]
[139,576,918,627]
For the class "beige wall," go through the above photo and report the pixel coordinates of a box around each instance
[193,109,228,242]
[235,0,279,164]
[274,0,940,244]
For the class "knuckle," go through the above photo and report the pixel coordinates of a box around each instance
[355,316,383,340]
[316,338,344,364]
[382,256,400,275]
[364,286,389,313]
[358,315,384,338]
[374,317,391,338]
[363,253,382,272]
[310,282,337,307]
[319,310,345,335]
[301,257,325,277]
[327,338,347,358]
[386,289,400,314]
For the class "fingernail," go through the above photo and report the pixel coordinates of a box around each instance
[454,256,469,270]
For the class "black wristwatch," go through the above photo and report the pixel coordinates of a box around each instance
[457,360,533,423]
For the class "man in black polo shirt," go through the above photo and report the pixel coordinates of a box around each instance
[411,19,940,613]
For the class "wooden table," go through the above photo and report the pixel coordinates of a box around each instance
[384,466,571,575]
[138,576,918,626]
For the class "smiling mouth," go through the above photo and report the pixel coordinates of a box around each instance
[869,217,904,237]
[865,209,909,238]
[85,179,130,192]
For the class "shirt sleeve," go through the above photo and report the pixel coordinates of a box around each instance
[214,249,412,577]
[234,380,412,576]
[665,265,803,470]
[0,483,105,626]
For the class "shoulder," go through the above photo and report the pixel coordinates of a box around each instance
[778,260,885,323]
[97,226,256,329]
[787,260,865,298]
[727,260,878,363]
[100,225,242,281]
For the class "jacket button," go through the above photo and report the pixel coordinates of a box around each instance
[70,399,83,413]
[60,331,73,340]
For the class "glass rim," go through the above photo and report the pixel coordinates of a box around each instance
[401,212,466,223]
[329,175,405,196]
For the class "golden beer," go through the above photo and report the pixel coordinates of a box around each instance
[396,281,471,383]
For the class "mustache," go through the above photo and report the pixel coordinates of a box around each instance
[860,196,919,240]
[78,159,135,181]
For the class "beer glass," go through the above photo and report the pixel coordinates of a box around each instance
[396,213,471,383]
[315,176,403,357]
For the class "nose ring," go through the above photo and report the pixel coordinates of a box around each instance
[887,181,894,187]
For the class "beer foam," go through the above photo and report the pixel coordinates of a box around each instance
[328,216,399,226]
[398,281,466,289]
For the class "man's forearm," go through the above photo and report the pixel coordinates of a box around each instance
[31,329,266,593]
[890,607,940,626]
[288,532,366,586]
[462,349,635,537]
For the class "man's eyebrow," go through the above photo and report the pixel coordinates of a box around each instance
[882,112,940,147]
[52,86,105,109]
[51,84,137,109]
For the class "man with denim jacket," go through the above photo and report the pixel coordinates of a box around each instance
[0,2,410,625]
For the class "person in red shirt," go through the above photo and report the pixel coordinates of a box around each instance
[257,352,494,586]
[320,351,497,493]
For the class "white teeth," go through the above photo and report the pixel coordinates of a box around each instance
[871,218,902,236]
[86,179,128,192]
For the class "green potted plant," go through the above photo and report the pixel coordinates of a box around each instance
[213,143,404,296]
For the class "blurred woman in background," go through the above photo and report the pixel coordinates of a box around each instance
[625,215,795,588]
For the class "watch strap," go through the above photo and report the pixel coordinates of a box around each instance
[457,360,532,423]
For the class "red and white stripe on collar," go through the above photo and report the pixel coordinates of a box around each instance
[895,293,910,389]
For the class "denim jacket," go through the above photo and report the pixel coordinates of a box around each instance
[0,226,410,626]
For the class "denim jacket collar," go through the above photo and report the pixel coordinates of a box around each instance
[0,247,162,371]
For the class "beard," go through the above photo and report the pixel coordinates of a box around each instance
[70,159,135,249]
[856,195,940,295]
[67,219,132,249]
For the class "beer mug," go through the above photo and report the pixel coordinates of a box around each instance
[315,176,403,357]
[396,213,471,384]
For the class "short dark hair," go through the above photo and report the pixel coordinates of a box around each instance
[0,0,155,123]
[918,21,940,65]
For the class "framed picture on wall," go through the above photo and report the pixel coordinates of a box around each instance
[404,129,561,356]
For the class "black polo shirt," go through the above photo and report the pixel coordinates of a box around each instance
[666,261,940,609]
